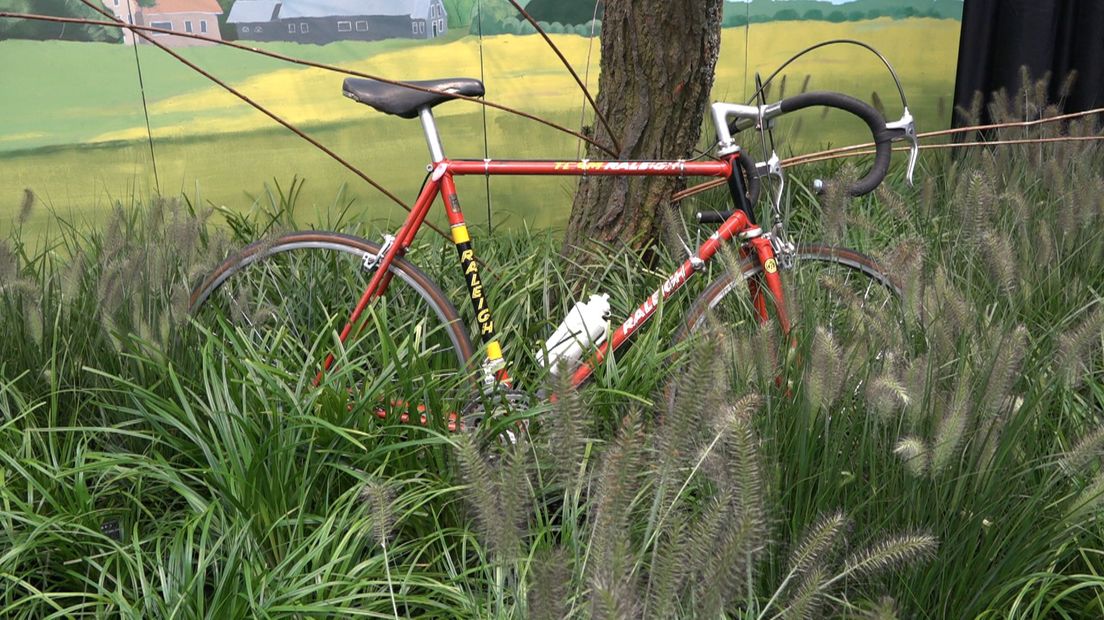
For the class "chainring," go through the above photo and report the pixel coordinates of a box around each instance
[461,388,533,443]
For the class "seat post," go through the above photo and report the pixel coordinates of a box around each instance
[418,107,446,163]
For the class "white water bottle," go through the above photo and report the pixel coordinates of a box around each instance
[539,293,611,373]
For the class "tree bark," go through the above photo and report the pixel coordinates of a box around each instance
[561,0,724,261]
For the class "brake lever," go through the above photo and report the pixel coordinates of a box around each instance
[885,107,918,186]
[754,151,797,269]
[753,151,785,211]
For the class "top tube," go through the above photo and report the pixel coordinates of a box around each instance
[444,158,732,178]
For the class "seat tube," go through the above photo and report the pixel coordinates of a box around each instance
[439,173,508,383]
[419,107,446,163]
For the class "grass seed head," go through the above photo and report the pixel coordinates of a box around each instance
[980,325,1027,416]
[357,479,394,546]
[1061,425,1104,475]
[842,533,938,581]
[893,437,929,477]
[544,367,588,487]
[17,189,35,226]
[980,231,1018,297]
[528,548,571,620]
[821,164,858,243]
[806,326,844,411]
[1056,307,1104,387]
[866,374,911,422]
[724,415,768,540]
[455,434,520,561]
[901,355,930,425]
[864,596,901,620]
[23,298,43,346]
[60,252,86,303]
[660,333,728,477]
[931,386,970,474]
[960,172,996,238]
[0,240,16,283]
[694,501,760,615]
[588,411,645,593]
[647,513,690,619]
[1066,471,1104,521]
[788,511,847,579]
[780,565,827,620]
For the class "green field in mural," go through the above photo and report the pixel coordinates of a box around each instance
[1,17,960,238]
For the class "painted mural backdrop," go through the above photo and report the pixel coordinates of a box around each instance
[0,0,962,237]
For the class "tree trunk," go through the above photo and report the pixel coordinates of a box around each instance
[561,0,724,261]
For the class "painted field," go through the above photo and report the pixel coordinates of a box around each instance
[0,18,960,238]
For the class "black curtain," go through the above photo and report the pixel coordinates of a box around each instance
[952,0,1104,127]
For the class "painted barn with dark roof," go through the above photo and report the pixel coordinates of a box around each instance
[227,0,448,44]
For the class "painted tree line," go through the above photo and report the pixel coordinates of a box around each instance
[460,0,962,35]
[0,0,123,42]
[722,0,962,27]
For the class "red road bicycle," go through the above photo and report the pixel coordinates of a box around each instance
[189,76,919,427]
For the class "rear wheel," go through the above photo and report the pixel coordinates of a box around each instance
[189,231,476,420]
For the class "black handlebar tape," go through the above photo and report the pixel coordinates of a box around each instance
[696,210,730,224]
[778,91,894,197]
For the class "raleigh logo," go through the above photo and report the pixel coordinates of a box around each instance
[458,245,495,337]
[553,161,681,172]
[621,265,689,334]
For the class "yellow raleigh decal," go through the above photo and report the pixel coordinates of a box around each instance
[486,340,503,361]
[450,224,470,244]
[764,258,778,274]
[456,243,495,338]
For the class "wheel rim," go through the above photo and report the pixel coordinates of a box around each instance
[190,235,474,419]
[676,246,904,390]
[785,247,903,352]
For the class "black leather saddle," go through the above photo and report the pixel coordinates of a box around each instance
[342,77,485,119]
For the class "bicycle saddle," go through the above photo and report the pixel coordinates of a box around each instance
[342,77,485,119]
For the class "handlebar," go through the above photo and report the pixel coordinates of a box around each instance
[777,92,895,196]
[710,91,915,199]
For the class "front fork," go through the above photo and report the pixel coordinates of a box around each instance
[722,150,791,337]
[742,235,791,336]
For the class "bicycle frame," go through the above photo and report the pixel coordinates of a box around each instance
[318,109,791,389]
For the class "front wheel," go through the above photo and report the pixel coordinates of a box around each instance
[673,245,903,385]
[188,231,476,417]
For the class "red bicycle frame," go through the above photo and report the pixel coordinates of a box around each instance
[317,148,790,389]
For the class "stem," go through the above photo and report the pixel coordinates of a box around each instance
[380,540,400,620]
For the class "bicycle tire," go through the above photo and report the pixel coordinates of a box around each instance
[189,231,476,411]
[672,245,902,387]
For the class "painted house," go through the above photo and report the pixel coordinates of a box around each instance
[101,0,224,46]
[227,0,448,44]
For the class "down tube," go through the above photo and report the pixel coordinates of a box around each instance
[568,210,752,387]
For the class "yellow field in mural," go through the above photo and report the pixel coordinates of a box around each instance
[1,18,960,238]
